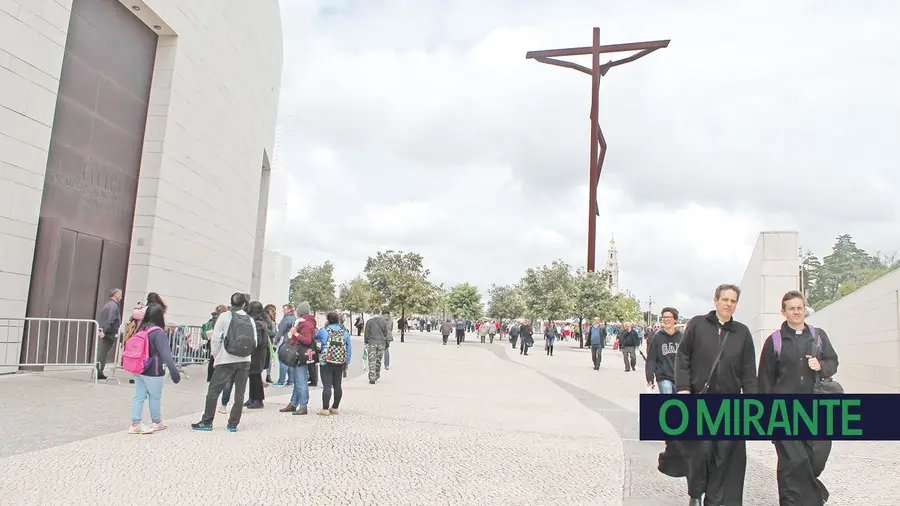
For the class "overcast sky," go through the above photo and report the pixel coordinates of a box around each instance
[265,0,900,317]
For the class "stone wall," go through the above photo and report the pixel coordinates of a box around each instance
[807,269,900,393]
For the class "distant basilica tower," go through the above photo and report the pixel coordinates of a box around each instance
[605,236,620,294]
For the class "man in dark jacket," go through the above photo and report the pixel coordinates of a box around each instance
[96,288,123,380]
[509,321,520,349]
[758,290,839,505]
[667,284,758,506]
[617,322,639,372]
[518,320,534,355]
[645,307,682,393]
[440,319,453,345]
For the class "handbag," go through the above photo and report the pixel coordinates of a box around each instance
[811,333,843,394]
[613,339,619,351]
[278,338,312,367]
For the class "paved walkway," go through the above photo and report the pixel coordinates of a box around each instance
[0,331,895,505]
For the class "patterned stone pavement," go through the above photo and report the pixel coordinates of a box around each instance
[0,330,896,505]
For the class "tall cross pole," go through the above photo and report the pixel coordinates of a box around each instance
[526,28,669,272]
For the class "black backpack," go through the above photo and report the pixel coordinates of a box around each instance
[224,310,256,357]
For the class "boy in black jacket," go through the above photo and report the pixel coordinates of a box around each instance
[644,307,682,393]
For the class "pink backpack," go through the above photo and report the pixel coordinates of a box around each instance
[121,325,158,374]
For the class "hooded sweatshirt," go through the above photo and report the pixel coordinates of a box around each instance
[645,328,682,384]
[290,313,316,347]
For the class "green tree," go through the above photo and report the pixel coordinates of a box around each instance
[447,283,483,320]
[487,284,525,320]
[520,260,575,321]
[808,235,900,310]
[608,292,641,323]
[364,250,433,341]
[800,249,824,303]
[289,261,336,314]
[572,268,612,347]
[338,276,381,323]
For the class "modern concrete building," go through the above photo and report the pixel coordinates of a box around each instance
[736,230,900,393]
[0,0,283,369]
[258,249,292,311]
[734,231,801,354]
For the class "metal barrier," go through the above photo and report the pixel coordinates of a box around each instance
[0,318,102,382]
[166,325,211,378]
[104,324,211,382]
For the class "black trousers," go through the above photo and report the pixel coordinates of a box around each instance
[442,334,449,344]
[455,329,464,345]
[683,439,747,504]
[97,335,116,374]
[622,346,637,370]
[321,363,344,409]
[774,439,831,505]
[202,362,250,426]
[248,372,265,402]
[308,362,319,385]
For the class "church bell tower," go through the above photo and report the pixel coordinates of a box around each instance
[606,236,619,294]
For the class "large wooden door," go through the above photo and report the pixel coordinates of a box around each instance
[21,0,157,369]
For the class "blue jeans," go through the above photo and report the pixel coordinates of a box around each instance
[658,379,675,394]
[384,347,390,367]
[290,365,310,408]
[131,375,164,423]
[277,344,295,384]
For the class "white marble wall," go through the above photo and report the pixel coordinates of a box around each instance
[0,0,282,334]
[0,0,71,320]
[734,231,800,355]
[807,269,900,393]
[117,0,283,325]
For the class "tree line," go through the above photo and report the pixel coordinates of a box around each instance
[289,251,644,328]
[802,234,900,310]
[290,235,899,326]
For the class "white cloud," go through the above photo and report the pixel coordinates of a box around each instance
[267,0,900,317]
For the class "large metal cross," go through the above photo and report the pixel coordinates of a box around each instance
[526,28,669,272]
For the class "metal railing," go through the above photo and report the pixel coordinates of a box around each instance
[166,325,211,378]
[0,318,102,382]
[103,324,211,382]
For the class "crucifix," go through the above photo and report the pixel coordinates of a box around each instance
[525,28,669,272]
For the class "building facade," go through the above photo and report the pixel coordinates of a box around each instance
[0,0,283,368]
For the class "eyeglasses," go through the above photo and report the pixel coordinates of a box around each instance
[661,316,675,321]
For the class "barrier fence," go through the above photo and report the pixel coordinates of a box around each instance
[103,324,212,382]
[0,318,102,382]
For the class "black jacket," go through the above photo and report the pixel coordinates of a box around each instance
[519,324,533,344]
[675,311,758,394]
[250,318,270,373]
[618,329,639,347]
[645,329,682,384]
[758,322,839,394]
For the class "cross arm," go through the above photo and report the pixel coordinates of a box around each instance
[525,39,670,59]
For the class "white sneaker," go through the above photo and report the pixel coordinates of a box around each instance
[128,423,155,434]
[217,404,228,415]
[150,421,168,431]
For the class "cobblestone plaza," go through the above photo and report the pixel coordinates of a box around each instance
[0,331,895,505]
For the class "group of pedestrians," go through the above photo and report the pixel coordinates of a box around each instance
[106,290,354,434]
[641,285,840,506]
[107,279,841,504]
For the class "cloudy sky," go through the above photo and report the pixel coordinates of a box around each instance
[265,0,900,317]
